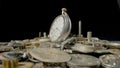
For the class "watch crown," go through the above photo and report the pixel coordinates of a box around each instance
[62,8,67,14]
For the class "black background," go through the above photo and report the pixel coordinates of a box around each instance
[0,0,120,42]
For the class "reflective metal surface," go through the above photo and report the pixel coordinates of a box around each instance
[99,54,120,68]
[29,48,71,63]
[67,54,100,68]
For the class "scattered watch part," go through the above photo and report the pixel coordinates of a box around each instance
[107,42,120,48]
[8,40,24,48]
[38,42,53,48]
[16,62,34,68]
[39,42,61,48]
[78,20,82,37]
[31,41,40,47]
[25,45,36,51]
[99,54,120,68]
[28,56,40,63]
[108,49,120,55]
[2,59,11,68]
[3,51,24,61]
[33,62,44,68]
[0,42,8,45]
[94,49,109,53]
[63,49,73,53]
[71,43,96,53]
[87,31,92,42]
[61,37,76,50]
[72,39,108,53]
[49,8,71,42]
[23,39,31,45]
[27,49,40,63]
[29,48,71,63]
[2,58,18,68]
[67,54,100,68]
[43,32,47,38]
[0,46,13,52]
[37,32,51,42]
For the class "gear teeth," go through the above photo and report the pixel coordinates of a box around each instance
[16,62,34,68]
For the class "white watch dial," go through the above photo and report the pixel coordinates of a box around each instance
[50,16,64,42]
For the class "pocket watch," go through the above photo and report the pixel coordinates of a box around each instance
[49,8,71,42]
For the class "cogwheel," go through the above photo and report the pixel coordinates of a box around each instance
[16,62,34,68]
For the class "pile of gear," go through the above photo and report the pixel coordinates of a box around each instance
[0,8,120,68]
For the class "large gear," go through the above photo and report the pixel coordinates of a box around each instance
[29,48,71,63]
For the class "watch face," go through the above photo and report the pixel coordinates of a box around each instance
[49,16,64,42]
[49,14,71,42]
